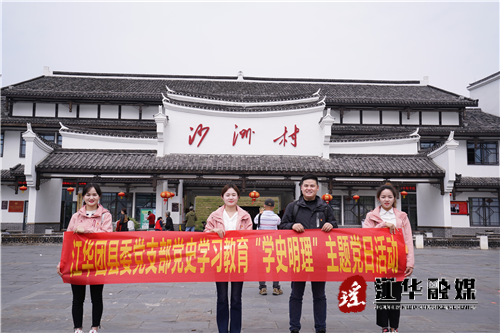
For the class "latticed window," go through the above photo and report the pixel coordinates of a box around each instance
[344,196,375,225]
[470,198,499,226]
[467,141,498,165]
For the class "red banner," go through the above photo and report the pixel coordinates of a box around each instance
[60,229,406,285]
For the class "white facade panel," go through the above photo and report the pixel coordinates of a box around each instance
[343,110,360,124]
[142,106,158,120]
[363,111,380,124]
[442,112,460,126]
[469,76,500,117]
[331,139,418,155]
[35,103,55,117]
[416,183,451,227]
[163,107,324,156]
[401,111,419,125]
[421,112,440,125]
[331,110,341,124]
[79,104,98,118]
[33,179,63,223]
[382,111,399,124]
[454,140,500,177]
[2,131,25,168]
[121,105,139,119]
[101,105,119,119]
[1,187,27,224]
[57,104,77,118]
[12,102,33,117]
[61,132,157,150]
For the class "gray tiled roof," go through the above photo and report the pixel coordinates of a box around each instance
[331,109,500,137]
[1,164,25,180]
[457,177,500,187]
[1,72,477,107]
[60,126,157,139]
[36,150,445,177]
[330,131,417,143]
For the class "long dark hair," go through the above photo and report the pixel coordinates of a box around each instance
[82,183,102,205]
[376,184,397,208]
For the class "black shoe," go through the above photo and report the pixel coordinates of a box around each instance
[316,330,326,333]
[291,330,300,333]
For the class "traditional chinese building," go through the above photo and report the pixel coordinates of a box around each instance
[1,69,499,236]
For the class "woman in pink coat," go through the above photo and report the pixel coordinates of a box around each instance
[204,184,252,333]
[363,184,415,333]
[57,183,112,333]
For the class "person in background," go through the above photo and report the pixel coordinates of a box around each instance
[155,216,164,231]
[185,206,197,231]
[164,211,174,231]
[147,211,155,230]
[204,184,252,333]
[279,174,337,333]
[57,183,112,333]
[255,198,283,296]
[116,208,128,232]
[363,183,414,333]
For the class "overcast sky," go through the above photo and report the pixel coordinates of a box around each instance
[2,1,499,97]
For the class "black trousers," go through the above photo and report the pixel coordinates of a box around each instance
[71,284,104,329]
[375,280,403,329]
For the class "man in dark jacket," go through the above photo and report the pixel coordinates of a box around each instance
[164,211,174,231]
[279,174,337,333]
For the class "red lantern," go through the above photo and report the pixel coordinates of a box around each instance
[19,185,28,193]
[168,191,175,199]
[160,191,170,203]
[66,187,74,195]
[401,191,408,199]
[322,193,333,204]
[353,195,360,202]
[249,190,260,204]
[118,192,126,199]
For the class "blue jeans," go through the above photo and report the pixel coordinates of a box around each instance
[215,282,243,333]
[186,226,195,232]
[289,281,327,332]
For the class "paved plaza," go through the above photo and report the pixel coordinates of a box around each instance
[1,244,499,333]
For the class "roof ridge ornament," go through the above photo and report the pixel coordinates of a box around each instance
[447,131,455,141]
[318,96,326,105]
[59,122,69,130]
[165,85,175,93]
[161,93,170,103]
[237,71,244,81]
[410,128,419,136]
[313,89,321,96]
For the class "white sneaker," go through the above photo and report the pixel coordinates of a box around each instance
[74,329,84,333]
[89,330,98,333]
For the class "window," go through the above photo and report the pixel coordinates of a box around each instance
[328,196,342,225]
[38,132,56,142]
[1,132,4,157]
[344,196,375,225]
[419,140,442,150]
[20,133,26,158]
[467,141,498,165]
[470,198,499,226]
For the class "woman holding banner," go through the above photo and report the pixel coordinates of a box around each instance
[363,184,414,333]
[204,184,252,333]
[57,183,112,333]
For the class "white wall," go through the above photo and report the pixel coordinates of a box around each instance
[343,110,360,124]
[330,110,342,124]
[401,111,419,125]
[2,130,25,169]
[455,140,500,177]
[121,106,140,119]
[382,111,399,124]
[79,104,98,118]
[1,185,27,224]
[101,105,119,119]
[421,112,439,125]
[163,106,325,156]
[416,183,451,227]
[330,138,419,155]
[32,178,63,223]
[12,102,33,116]
[363,111,379,124]
[469,76,500,117]
[142,106,157,120]
[36,103,56,117]
[57,104,77,118]
[442,112,460,126]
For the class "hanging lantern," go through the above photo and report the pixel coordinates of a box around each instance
[486,198,493,204]
[345,196,352,202]
[401,191,408,199]
[322,193,333,204]
[249,190,260,204]
[168,191,175,199]
[160,191,170,203]
[66,187,74,195]
[19,185,28,193]
[353,195,360,202]
[118,192,126,199]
